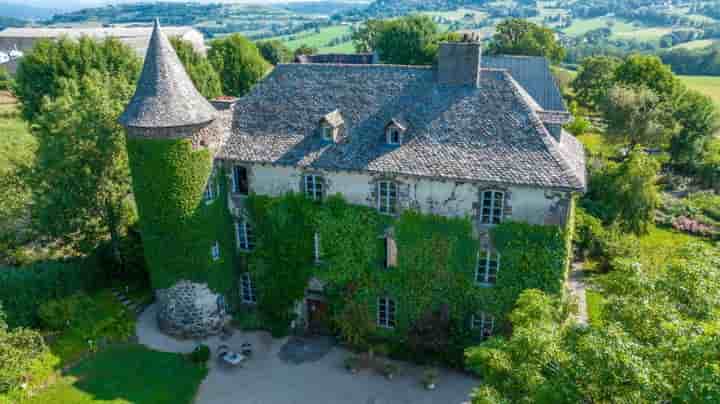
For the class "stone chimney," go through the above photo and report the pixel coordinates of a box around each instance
[437,32,482,87]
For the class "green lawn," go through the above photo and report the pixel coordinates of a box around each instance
[24,345,208,404]
[0,92,35,173]
[586,289,604,327]
[638,225,704,270]
[611,27,673,42]
[671,39,717,50]
[267,25,353,53]
[679,75,720,109]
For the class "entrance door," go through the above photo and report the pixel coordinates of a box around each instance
[306,299,330,335]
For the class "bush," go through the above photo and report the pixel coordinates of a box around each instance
[0,303,59,396]
[189,345,210,364]
[0,255,107,328]
[565,115,592,136]
[37,293,94,331]
[0,67,11,91]
[598,227,641,272]
[574,208,605,258]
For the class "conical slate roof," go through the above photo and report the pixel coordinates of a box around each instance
[119,19,216,128]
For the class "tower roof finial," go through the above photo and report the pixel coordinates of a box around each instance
[119,17,216,129]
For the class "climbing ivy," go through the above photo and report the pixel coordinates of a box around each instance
[126,138,237,302]
[240,193,573,362]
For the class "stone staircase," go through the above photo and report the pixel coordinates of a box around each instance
[112,287,154,317]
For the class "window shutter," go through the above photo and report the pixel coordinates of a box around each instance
[386,236,398,268]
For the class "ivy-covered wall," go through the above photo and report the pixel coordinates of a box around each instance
[240,193,573,362]
[126,138,237,300]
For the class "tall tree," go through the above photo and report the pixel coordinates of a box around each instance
[13,37,141,122]
[614,54,680,100]
[255,40,293,65]
[487,19,565,63]
[208,34,270,97]
[609,147,661,236]
[352,19,388,53]
[571,56,621,107]
[373,15,440,65]
[169,37,222,99]
[603,84,676,148]
[28,70,134,259]
[669,88,719,171]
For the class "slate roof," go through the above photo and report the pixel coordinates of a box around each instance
[295,53,378,65]
[483,55,567,112]
[119,20,216,129]
[218,63,586,191]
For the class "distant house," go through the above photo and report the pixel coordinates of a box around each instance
[0,26,205,59]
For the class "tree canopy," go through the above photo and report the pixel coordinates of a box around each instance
[169,37,222,99]
[28,70,135,257]
[208,34,270,97]
[572,56,621,107]
[487,19,565,63]
[354,15,447,65]
[602,84,675,148]
[255,40,293,65]
[13,37,141,123]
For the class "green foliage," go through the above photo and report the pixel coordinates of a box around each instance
[126,138,237,299]
[293,44,318,57]
[571,56,621,107]
[241,194,571,365]
[13,37,141,123]
[670,88,719,171]
[0,302,59,397]
[255,40,293,65]
[189,345,210,364]
[208,34,270,97]
[614,54,679,100]
[0,256,106,328]
[466,244,720,403]
[488,19,565,63]
[170,37,222,99]
[38,293,94,331]
[29,70,135,256]
[24,344,208,404]
[0,67,10,91]
[602,84,675,148]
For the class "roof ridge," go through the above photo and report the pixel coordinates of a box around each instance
[500,71,585,190]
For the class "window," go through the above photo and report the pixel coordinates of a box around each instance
[313,232,322,263]
[480,190,505,225]
[377,297,396,328]
[377,181,398,215]
[211,241,220,261]
[321,126,333,141]
[304,175,324,201]
[204,180,217,202]
[471,312,495,340]
[236,220,255,251]
[240,272,257,304]
[232,166,249,195]
[387,128,402,145]
[475,249,500,285]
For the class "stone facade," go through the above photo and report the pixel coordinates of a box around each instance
[156,281,227,339]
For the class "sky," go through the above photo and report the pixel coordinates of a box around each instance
[20,0,356,7]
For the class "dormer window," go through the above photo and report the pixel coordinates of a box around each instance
[320,110,344,143]
[385,119,407,145]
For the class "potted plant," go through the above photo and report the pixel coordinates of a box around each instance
[422,368,438,390]
[344,355,360,374]
[382,362,399,380]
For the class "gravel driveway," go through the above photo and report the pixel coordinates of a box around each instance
[137,304,478,404]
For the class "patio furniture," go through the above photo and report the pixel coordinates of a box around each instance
[240,342,253,356]
[217,344,246,367]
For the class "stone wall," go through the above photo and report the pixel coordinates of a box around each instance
[156,280,227,339]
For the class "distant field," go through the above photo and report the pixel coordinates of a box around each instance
[0,91,35,173]
[267,25,353,52]
[671,39,717,50]
[611,27,673,42]
[562,17,637,37]
[679,75,720,109]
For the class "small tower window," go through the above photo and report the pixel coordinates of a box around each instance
[211,241,221,261]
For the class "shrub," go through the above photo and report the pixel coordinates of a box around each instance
[0,67,11,91]
[37,293,94,331]
[344,355,360,371]
[565,115,592,136]
[598,227,641,272]
[574,208,605,258]
[0,303,59,396]
[189,345,210,364]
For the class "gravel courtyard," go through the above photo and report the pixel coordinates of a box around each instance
[137,304,478,404]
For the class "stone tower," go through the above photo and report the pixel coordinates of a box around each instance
[119,20,233,338]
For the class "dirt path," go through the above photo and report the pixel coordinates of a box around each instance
[568,261,589,325]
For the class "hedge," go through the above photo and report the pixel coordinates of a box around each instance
[0,255,105,328]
